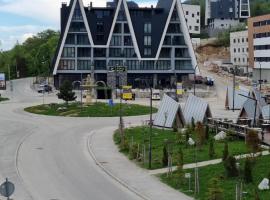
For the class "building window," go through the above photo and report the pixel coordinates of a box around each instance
[195,26,199,31]
[58,60,75,70]
[144,48,151,56]
[123,48,136,58]
[144,36,151,46]
[94,48,106,57]
[124,23,130,33]
[77,47,91,57]
[197,12,200,16]
[160,48,171,58]
[73,2,83,21]
[97,22,104,33]
[192,14,195,18]
[196,19,200,24]
[126,60,140,70]
[144,23,152,34]
[113,23,122,33]
[186,11,189,15]
[233,39,236,43]
[109,48,122,57]
[156,60,170,70]
[62,47,75,58]
[140,61,155,70]
[77,60,91,70]
[111,36,122,46]
[77,34,90,45]
[96,34,104,42]
[66,34,75,44]
[124,36,132,46]
[94,60,107,70]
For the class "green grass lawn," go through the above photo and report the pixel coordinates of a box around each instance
[0,97,9,102]
[24,102,157,117]
[159,155,270,200]
[114,126,249,169]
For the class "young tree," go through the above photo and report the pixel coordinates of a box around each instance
[244,158,253,183]
[222,141,229,161]
[57,80,77,105]
[191,117,195,131]
[246,130,260,154]
[195,122,206,149]
[209,138,215,159]
[207,177,224,200]
[176,147,184,174]
[224,155,238,177]
[162,145,168,167]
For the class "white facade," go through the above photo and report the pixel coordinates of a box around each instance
[254,36,270,70]
[182,4,201,34]
[230,30,249,73]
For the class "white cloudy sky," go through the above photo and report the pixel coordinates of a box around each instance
[0,0,184,50]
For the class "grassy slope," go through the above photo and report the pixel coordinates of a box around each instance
[160,155,270,200]
[114,126,249,169]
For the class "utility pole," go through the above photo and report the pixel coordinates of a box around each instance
[233,66,236,112]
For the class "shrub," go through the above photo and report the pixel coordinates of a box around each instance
[246,130,260,154]
[209,138,215,159]
[243,158,253,183]
[162,145,169,167]
[207,177,224,200]
[224,156,239,177]
[222,141,229,161]
[57,80,77,105]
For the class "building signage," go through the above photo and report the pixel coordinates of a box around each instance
[0,73,6,90]
[109,66,126,72]
[176,82,183,95]
[122,86,133,100]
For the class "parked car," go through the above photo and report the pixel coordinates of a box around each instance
[195,75,203,84]
[37,84,52,93]
[152,90,161,101]
[205,77,215,86]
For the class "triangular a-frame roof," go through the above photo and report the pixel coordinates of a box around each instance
[225,86,249,110]
[53,0,93,75]
[154,94,185,128]
[184,94,212,124]
[238,98,263,126]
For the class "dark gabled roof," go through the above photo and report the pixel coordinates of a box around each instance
[129,7,169,57]
[51,0,75,72]
[86,8,116,45]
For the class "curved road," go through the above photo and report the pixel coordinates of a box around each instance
[0,79,143,200]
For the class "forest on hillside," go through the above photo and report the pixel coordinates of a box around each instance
[0,30,59,79]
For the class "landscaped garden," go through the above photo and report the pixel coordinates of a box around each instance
[114,121,269,199]
[114,125,250,170]
[0,96,9,102]
[160,155,270,200]
[25,102,157,117]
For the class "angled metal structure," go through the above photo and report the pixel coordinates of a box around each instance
[153,94,185,128]
[238,98,262,125]
[184,94,212,124]
[225,86,249,110]
[261,105,270,120]
[249,88,267,107]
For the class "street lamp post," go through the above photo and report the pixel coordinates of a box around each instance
[135,78,153,169]
[194,65,199,96]
[242,54,249,82]
[169,68,178,102]
[232,66,237,112]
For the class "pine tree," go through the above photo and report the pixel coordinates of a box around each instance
[222,141,229,161]
[209,138,215,159]
[224,155,239,177]
[244,158,253,183]
[246,130,260,154]
[162,145,168,167]
[57,80,77,105]
[207,177,224,200]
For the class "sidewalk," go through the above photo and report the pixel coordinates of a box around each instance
[88,126,193,200]
[149,151,270,175]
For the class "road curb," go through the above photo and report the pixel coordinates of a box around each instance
[87,130,151,200]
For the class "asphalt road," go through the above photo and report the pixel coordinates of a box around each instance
[0,78,143,200]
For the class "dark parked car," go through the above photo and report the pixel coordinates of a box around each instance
[37,84,52,93]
